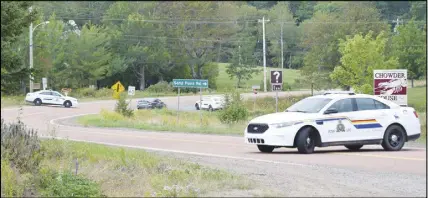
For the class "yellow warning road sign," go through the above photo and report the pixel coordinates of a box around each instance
[111,81,125,99]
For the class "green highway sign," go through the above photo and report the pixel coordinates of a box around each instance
[173,79,209,88]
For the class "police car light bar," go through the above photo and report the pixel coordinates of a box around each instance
[323,91,355,95]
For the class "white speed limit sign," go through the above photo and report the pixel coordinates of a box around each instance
[128,86,135,96]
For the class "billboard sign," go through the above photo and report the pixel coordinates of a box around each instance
[373,69,407,106]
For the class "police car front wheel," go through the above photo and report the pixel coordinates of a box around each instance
[296,127,316,154]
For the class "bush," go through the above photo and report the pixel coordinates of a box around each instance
[38,170,103,197]
[244,94,309,115]
[146,81,173,93]
[1,159,23,197]
[217,91,249,124]
[0,119,42,173]
[73,87,97,97]
[114,94,134,118]
[70,87,113,98]
[282,82,292,91]
[94,88,113,98]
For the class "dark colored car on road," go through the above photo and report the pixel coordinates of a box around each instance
[150,99,167,109]
[137,100,153,109]
[137,98,167,110]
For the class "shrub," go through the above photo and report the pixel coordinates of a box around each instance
[218,104,249,124]
[0,119,42,173]
[244,94,309,115]
[100,109,126,121]
[217,91,249,124]
[114,94,134,118]
[38,170,103,197]
[73,87,97,97]
[146,81,173,93]
[282,82,292,91]
[70,87,113,98]
[1,159,23,197]
[94,88,113,98]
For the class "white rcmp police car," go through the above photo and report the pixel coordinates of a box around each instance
[245,91,421,154]
[25,90,79,108]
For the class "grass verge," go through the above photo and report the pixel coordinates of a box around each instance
[216,63,304,92]
[79,109,247,136]
[78,95,307,135]
[40,139,256,197]
[1,137,260,197]
[407,86,426,112]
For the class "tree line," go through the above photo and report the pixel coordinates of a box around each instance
[1,1,426,94]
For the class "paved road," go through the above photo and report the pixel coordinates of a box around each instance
[1,90,426,197]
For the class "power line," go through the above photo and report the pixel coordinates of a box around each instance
[35,29,427,47]
[48,15,427,25]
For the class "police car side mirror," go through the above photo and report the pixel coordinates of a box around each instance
[324,108,338,114]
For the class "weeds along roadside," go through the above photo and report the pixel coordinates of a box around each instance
[1,112,259,197]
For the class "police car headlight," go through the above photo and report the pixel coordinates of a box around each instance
[270,122,295,128]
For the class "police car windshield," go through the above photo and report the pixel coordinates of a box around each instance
[286,98,332,113]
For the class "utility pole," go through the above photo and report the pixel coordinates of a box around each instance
[258,16,270,92]
[29,6,34,93]
[239,45,241,65]
[393,17,401,34]
[280,21,284,69]
[280,9,284,70]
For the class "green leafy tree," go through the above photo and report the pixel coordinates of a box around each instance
[1,1,37,93]
[392,20,427,87]
[266,2,300,69]
[300,2,389,90]
[226,46,260,88]
[65,23,113,87]
[330,31,399,94]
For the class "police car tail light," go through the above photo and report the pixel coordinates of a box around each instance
[413,111,418,118]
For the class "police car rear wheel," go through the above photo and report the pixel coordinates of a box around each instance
[344,144,363,151]
[382,125,405,151]
[257,145,275,153]
[296,128,316,154]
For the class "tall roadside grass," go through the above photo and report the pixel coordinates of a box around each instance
[1,118,261,197]
[40,139,256,197]
[79,109,247,135]
[78,94,308,136]
[243,94,309,116]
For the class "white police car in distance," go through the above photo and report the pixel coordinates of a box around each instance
[245,92,421,154]
[25,90,79,108]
